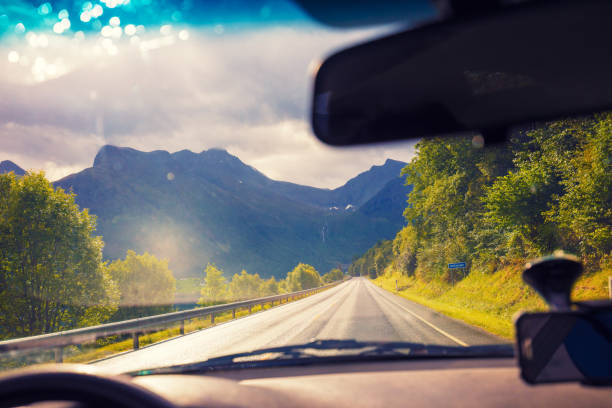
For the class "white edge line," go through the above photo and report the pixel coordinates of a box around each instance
[368,281,469,347]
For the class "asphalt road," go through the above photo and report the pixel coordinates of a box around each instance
[95,278,506,373]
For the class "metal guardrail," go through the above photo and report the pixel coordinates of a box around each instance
[0,279,348,362]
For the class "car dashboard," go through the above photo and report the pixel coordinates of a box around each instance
[130,358,612,407]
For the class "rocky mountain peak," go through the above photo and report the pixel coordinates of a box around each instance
[0,160,26,176]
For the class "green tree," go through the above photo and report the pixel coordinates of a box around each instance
[0,172,117,338]
[348,240,393,279]
[483,116,611,261]
[259,277,279,296]
[399,135,513,282]
[106,250,176,320]
[365,114,610,286]
[482,165,561,256]
[285,263,321,291]
[228,269,264,300]
[322,268,344,283]
[392,225,418,276]
[551,115,612,261]
[277,278,289,294]
[198,263,228,305]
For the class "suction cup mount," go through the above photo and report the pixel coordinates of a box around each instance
[522,254,583,310]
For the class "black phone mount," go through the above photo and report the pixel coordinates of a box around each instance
[522,254,583,310]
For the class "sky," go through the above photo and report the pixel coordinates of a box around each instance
[0,4,417,189]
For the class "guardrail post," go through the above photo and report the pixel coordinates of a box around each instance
[210,313,215,324]
[180,320,185,335]
[54,347,63,363]
[232,308,236,319]
[248,305,252,314]
[133,332,139,350]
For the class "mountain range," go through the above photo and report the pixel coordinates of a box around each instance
[2,147,411,278]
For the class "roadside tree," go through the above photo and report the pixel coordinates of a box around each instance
[198,263,228,305]
[285,263,321,291]
[106,250,176,320]
[0,172,118,338]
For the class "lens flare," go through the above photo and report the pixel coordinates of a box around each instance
[7,50,19,63]
[178,30,189,40]
[124,24,136,36]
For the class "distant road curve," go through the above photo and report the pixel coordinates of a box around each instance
[95,278,505,373]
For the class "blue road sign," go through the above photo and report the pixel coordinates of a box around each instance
[448,262,466,269]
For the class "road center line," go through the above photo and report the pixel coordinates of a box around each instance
[367,282,469,347]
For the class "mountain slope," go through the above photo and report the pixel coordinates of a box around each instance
[55,146,410,278]
[267,159,407,209]
[359,177,414,225]
[0,160,26,176]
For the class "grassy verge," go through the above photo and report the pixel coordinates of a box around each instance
[373,264,611,340]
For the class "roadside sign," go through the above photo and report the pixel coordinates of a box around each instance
[448,262,466,269]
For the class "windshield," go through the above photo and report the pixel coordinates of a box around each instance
[0,0,610,374]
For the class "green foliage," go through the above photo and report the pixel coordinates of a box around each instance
[0,172,118,339]
[398,135,512,282]
[392,225,418,276]
[106,250,176,320]
[381,115,611,285]
[551,117,612,261]
[354,114,611,332]
[322,268,344,283]
[198,264,228,305]
[482,116,612,261]
[259,277,280,296]
[363,116,611,337]
[197,262,323,304]
[348,240,393,278]
[228,270,265,300]
[285,263,322,291]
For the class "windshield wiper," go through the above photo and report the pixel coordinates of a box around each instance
[129,339,514,376]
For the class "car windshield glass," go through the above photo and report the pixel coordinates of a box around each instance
[0,0,610,374]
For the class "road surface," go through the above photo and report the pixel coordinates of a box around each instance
[95,278,505,373]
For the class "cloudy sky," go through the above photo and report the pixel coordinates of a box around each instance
[1,18,416,188]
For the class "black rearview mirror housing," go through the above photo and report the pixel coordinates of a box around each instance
[311,0,612,146]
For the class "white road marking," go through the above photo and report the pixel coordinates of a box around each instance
[368,282,469,347]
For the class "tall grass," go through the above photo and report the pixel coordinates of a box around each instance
[374,263,611,339]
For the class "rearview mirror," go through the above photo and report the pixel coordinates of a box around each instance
[311,0,612,146]
[515,308,612,385]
